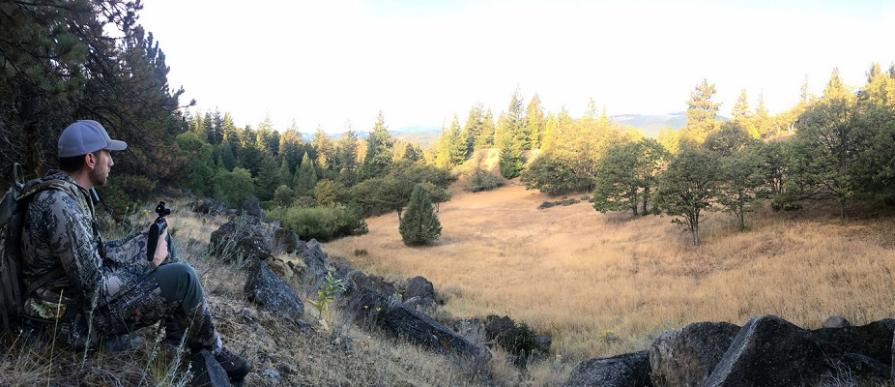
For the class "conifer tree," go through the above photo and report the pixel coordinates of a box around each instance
[313,127,334,173]
[754,93,771,138]
[682,79,720,144]
[499,141,522,179]
[363,111,394,178]
[449,115,466,166]
[399,184,442,246]
[475,109,496,149]
[280,123,303,173]
[255,153,281,201]
[294,152,318,196]
[277,158,291,186]
[336,128,360,186]
[731,89,751,122]
[462,104,485,158]
[526,94,545,149]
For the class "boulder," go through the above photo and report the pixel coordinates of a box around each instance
[564,351,652,387]
[272,227,300,255]
[649,322,740,387]
[484,315,516,342]
[405,276,435,302]
[379,303,490,363]
[704,315,830,387]
[822,315,851,328]
[299,239,328,286]
[809,318,895,366]
[209,217,273,263]
[341,270,488,362]
[244,259,304,324]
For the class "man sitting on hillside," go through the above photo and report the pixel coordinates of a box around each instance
[19,120,249,382]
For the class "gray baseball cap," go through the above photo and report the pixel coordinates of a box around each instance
[58,120,128,158]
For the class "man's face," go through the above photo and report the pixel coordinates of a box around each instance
[88,150,114,186]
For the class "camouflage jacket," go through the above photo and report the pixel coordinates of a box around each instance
[20,171,154,319]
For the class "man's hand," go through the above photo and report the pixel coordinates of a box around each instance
[151,229,168,267]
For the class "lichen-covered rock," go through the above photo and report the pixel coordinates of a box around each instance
[649,321,740,387]
[564,351,652,387]
[244,259,304,324]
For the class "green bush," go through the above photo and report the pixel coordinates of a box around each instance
[520,155,591,195]
[274,205,367,241]
[213,167,255,207]
[466,170,504,192]
[273,184,294,206]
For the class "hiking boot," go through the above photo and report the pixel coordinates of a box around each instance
[214,346,250,382]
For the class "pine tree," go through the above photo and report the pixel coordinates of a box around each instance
[462,104,485,158]
[526,94,545,149]
[731,89,751,122]
[363,111,394,178]
[399,184,442,246]
[754,93,771,138]
[507,89,529,150]
[681,79,720,144]
[277,158,291,186]
[294,152,318,196]
[336,128,360,186]
[475,108,496,149]
[448,115,466,166]
[499,141,522,179]
[312,127,334,173]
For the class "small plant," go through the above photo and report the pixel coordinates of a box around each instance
[310,272,346,329]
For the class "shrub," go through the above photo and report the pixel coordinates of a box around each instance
[274,205,366,241]
[273,185,294,206]
[466,170,504,192]
[213,167,255,208]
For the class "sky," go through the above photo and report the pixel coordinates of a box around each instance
[138,0,895,133]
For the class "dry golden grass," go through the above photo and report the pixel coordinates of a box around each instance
[324,181,895,362]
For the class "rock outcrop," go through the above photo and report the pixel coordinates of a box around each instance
[564,351,652,387]
[243,259,305,324]
[341,270,489,362]
[703,315,891,387]
[649,321,740,387]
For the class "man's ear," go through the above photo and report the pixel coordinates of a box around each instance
[84,152,97,169]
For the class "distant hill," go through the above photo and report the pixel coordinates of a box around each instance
[611,112,729,138]
[610,112,687,137]
[391,126,441,147]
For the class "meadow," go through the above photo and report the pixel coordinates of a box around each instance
[324,181,895,361]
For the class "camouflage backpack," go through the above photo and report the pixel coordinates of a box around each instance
[0,164,68,331]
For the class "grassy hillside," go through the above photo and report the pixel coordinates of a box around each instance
[324,182,895,361]
[0,206,495,386]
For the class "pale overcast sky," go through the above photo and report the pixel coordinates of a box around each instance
[138,0,895,133]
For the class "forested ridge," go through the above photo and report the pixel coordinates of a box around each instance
[3,1,894,245]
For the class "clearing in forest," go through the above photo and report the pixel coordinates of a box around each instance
[323,182,895,360]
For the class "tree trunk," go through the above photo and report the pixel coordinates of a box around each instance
[641,185,650,215]
[631,187,638,216]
